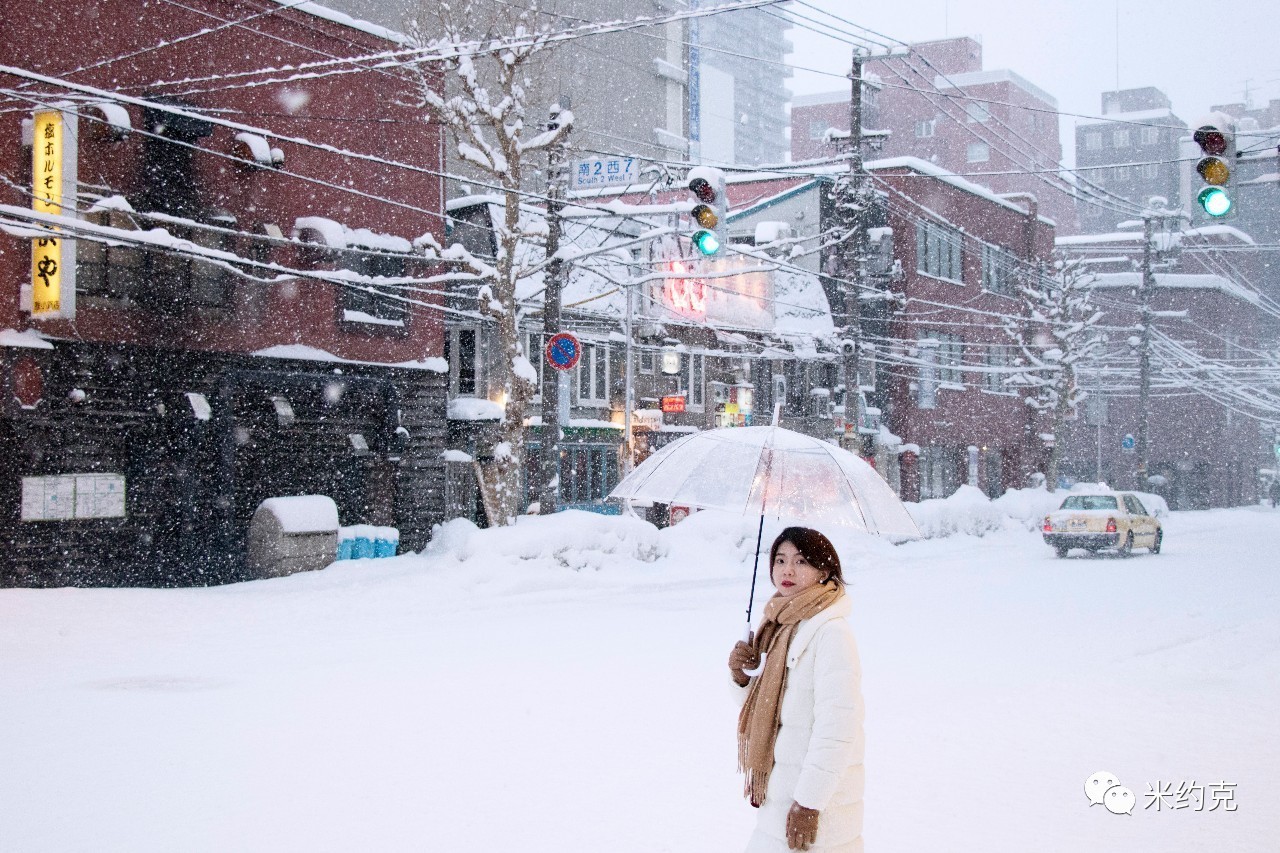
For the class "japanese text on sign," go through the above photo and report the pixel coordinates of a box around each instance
[572,157,637,190]
[29,108,76,319]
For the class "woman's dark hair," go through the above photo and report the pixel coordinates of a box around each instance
[769,527,844,585]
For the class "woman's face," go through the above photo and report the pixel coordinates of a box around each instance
[771,540,825,597]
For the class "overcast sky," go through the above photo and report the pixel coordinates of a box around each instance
[785,0,1280,166]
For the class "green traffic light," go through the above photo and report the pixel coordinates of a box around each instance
[1197,186,1232,218]
[692,229,721,256]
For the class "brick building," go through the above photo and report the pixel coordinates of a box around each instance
[0,0,449,586]
[790,37,1075,231]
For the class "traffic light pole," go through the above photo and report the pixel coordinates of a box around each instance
[539,108,569,514]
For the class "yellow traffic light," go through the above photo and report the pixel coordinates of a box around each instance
[1196,156,1230,186]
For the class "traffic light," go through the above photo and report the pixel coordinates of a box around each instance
[1192,113,1236,218]
[687,166,727,256]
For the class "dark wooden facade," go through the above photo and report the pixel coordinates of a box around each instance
[1,344,446,586]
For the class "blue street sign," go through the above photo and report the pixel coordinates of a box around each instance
[1121,433,1136,451]
[545,332,581,371]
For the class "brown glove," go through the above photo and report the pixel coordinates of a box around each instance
[728,639,760,686]
[786,802,819,851]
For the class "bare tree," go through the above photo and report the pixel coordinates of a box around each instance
[1004,258,1103,491]
[408,2,570,525]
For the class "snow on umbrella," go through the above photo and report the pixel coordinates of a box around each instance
[610,425,919,626]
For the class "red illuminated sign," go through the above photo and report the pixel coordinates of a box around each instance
[660,395,686,414]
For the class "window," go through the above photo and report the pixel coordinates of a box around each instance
[915,221,964,283]
[919,445,961,499]
[809,120,831,141]
[338,249,409,327]
[981,243,1019,297]
[965,102,990,123]
[915,118,936,138]
[638,346,655,375]
[1113,165,1130,182]
[983,344,1014,392]
[1112,129,1130,148]
[523,331,545,399]
[966,142,990,163]
[1139,162,1159,179]
[686,352,705,408]
[576,343,609,406]
[920,332,964,385]
[1140,126,1160,145]
[1084,132,1102,151]
[78,210,143,302]
[137,222,234,313]
[445,327,481,396]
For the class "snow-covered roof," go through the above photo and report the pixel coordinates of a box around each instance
[0,328,54,350]
[251,344,446,372]
[1076,108,1183,128]
[1088,272,1260,305]
[933,69,1058,109]
[866,156,1055,225]
[791,90,848,109]
[266,0,409,45]
[1058,224,1255,248]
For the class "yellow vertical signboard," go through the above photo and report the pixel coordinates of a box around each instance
[30,108,76,320]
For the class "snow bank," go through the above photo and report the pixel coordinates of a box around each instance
[906,485,1010,539]
[423,511,665,572]
[905,483,1170,539]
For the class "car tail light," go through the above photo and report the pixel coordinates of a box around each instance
[1105,518,1118,534]
[1042,516,1052,533]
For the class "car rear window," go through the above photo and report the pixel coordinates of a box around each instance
[1060,495,1118,510]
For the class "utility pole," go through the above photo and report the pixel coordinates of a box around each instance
[1135,202,1183,490]
[1136,214,1155,491]
[838,49,871,453]
[539,105,569,514]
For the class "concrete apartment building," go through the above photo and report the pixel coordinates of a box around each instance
[1073,87,1187,234]
[790,37,1074,230]
[695,4,792,165]
[320,0,694,164]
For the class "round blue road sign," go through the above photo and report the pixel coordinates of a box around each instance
[545,332,581,371]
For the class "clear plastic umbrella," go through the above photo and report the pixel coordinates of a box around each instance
[611,425,919,627]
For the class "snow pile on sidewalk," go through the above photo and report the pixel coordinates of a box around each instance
[423,510,666,572]
[907,484,1064,538]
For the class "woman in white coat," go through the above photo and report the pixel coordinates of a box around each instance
[729,527,864,853]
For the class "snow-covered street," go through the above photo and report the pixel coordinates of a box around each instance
[2,506,1277,852]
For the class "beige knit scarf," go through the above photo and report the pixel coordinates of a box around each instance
[737,582,845,807]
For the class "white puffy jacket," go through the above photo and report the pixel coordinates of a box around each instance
[736,595,865,853]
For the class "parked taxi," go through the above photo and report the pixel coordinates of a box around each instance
[1042,491,1163,558]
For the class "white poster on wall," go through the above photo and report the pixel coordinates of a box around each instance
[21,474,126,521]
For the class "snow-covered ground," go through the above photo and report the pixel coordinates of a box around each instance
[2,504,1277,852]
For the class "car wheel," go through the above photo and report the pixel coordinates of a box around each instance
[1055,545,1069,559]
[1150,529,1162,554]
[1118,532,1134,557]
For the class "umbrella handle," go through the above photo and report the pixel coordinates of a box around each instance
[742,625,753,644]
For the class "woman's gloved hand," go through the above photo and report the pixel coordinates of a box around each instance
[728,640,760,686]
[786,802,820,851]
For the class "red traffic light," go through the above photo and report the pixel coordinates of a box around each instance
[688,176,717,203]
[1193,125,1228,156]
